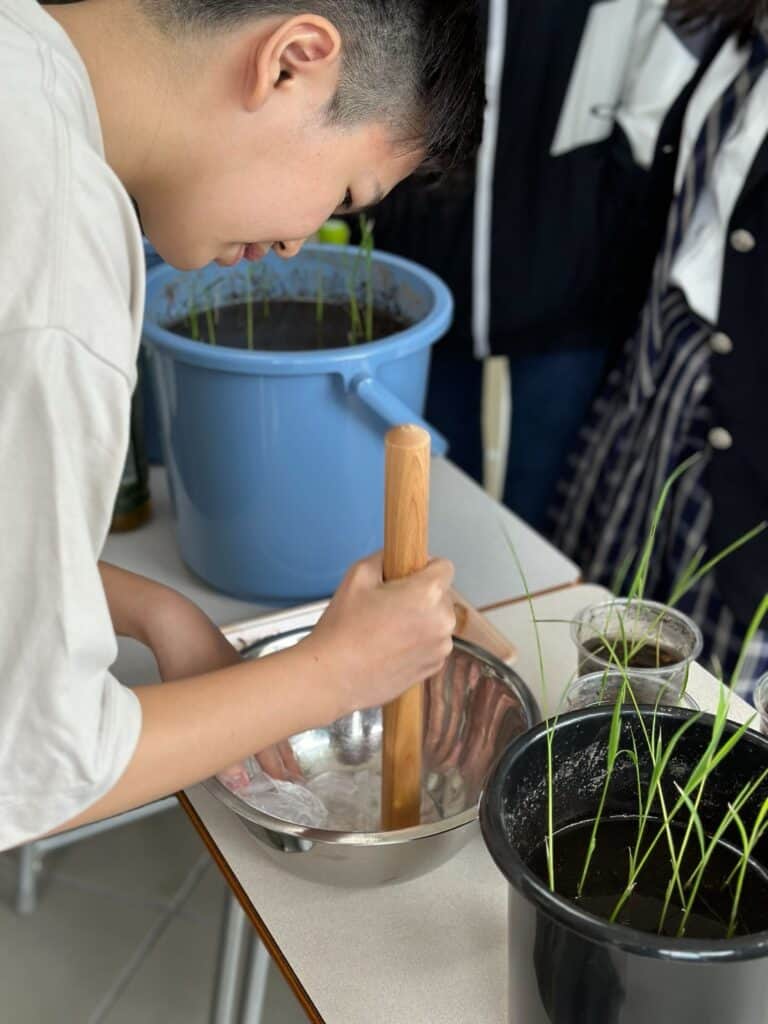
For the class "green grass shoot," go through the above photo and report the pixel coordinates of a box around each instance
[260,263,271,319]
[245,262,254,350]
[344,215,376,345]
[205,305,217,346]
[316,267,324,326]
[188,274,200,341]
[360,215,375,343]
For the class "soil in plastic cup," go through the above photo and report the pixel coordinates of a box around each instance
[571,599,703,699]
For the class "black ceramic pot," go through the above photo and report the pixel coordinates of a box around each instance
[480,707,768,1024]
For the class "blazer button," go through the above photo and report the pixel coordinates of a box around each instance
[708,427,733,450]
[730,229,756,253]
[709,331,734,354]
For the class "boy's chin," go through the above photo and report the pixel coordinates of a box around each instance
[146,240,208,272]
[137,218,206,270]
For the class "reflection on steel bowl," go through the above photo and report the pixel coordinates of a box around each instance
[204,632,540,886]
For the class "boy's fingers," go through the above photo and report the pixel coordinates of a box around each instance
[353,551,384,584]
[422,557,455,590]
[385,556,453,582]
[354,551,453,588]
[363,550,384,574]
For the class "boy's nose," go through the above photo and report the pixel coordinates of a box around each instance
[275,239,306,259]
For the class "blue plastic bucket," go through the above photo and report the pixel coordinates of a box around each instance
[142,245,452,601]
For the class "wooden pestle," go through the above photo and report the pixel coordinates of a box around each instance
[381,424,430,831]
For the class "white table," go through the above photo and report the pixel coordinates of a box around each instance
[179,585,755,1024]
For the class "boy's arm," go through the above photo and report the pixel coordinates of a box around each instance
[98,561,243,680]
[57,638,336,830]
[55,554,455,833]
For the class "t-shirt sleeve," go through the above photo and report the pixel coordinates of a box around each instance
[0,327,142,850]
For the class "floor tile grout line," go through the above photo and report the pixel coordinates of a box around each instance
[0,859,222,919]
[44,867,222,919]
[41,871,175,913]
[171,906,221,924]
[87,855,212,1024]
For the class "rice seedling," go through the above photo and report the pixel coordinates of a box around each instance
[187,273,200,341]
[346,215,376,345]
[511,458,768,938]
[245,262,254,350]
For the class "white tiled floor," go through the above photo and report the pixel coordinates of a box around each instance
[0,807,308,1024]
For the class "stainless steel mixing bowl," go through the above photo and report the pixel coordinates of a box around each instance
[204,627,540,886]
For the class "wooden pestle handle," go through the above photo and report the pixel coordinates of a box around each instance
[381,425,430,831]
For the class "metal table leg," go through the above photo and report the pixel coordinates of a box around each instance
[16,843,42,915]
[210,893,249,1024]
[210,892,272,1024]
[13,797,177,916]
[240,934,270,1024]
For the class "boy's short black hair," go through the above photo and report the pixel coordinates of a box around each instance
[141,0,485,177]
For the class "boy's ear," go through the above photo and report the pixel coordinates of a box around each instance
[244,16,341,112]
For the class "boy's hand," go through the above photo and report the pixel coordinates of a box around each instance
[299,552,456,721]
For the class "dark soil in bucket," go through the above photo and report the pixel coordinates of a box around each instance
[580,636,681,671]
[169,300,410,351]
[527,816,768,939]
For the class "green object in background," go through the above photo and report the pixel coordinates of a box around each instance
[317,219,351,245]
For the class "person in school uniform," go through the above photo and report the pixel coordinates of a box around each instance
[372,0,713,530]
[553,0,768,697]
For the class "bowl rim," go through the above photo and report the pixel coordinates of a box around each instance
[203,636,541,846]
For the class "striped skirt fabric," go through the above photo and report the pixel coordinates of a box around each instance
[552,289,768,701]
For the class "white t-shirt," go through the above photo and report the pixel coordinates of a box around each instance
[0,0,144,849]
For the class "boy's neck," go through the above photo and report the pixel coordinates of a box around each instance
[45,0,174,196]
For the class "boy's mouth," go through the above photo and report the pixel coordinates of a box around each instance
[244,243,269,261]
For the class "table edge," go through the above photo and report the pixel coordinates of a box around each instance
[177,791,327,1024]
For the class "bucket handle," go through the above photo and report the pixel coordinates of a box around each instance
[351,375,449,457]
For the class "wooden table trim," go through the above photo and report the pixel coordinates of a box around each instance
[478,578,582,614]
[177,792,326,1024]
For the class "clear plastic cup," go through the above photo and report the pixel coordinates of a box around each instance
[564,669,700,713]
[571,599,703,699]
[754,674,768,735]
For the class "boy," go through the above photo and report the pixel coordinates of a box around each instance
[0,0,483,849]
